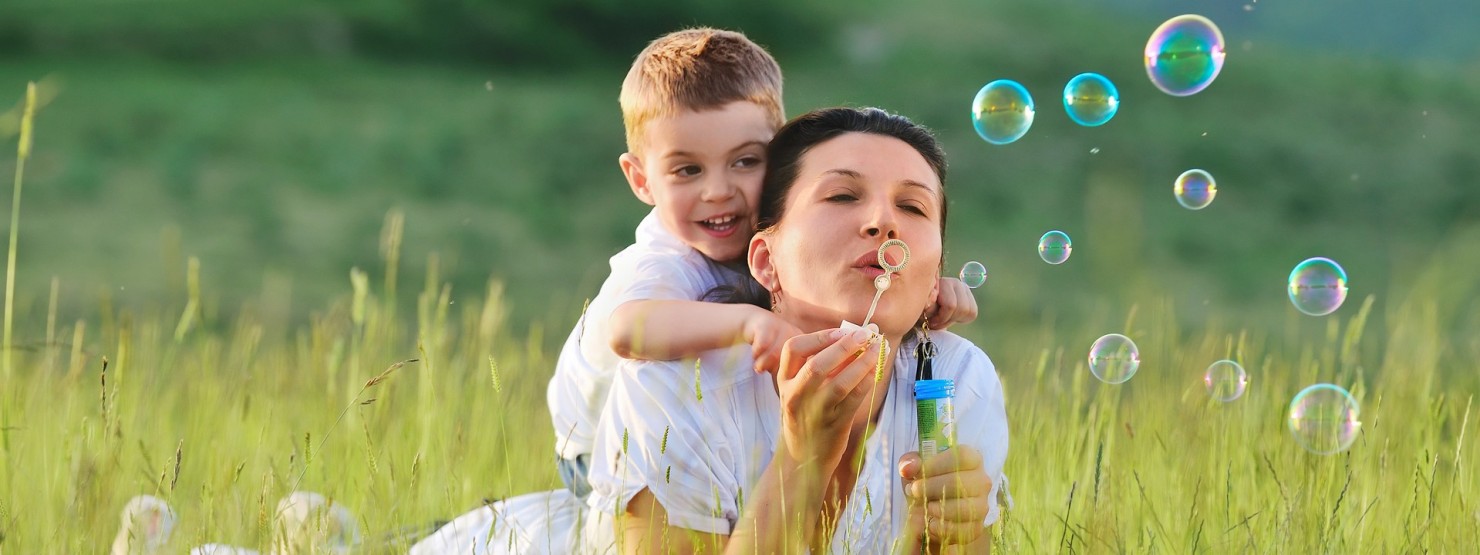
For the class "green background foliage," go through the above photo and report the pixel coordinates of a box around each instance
[1,0,1477,551]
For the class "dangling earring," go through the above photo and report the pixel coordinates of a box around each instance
[770,290,782,313]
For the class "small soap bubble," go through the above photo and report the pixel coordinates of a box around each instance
[959,261,987,289]
[1144,14,1226,96]
[971,80,1035,145]
[1288,384,1361,455]
[1204,360,1247,402]
[874,274,892,291]
[1063,73,1120,127]
[1090,147,1101,154]
[1038,230,1072,265]
[1088,334,1140,384]
[1174,169,1217,210]
[1288,257,1348,316]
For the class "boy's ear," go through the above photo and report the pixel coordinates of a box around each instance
[748,234,778,292]
[619,153,655,206]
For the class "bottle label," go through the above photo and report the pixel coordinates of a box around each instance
[917,398,956,458]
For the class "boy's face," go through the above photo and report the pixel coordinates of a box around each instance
[622,101,776,263]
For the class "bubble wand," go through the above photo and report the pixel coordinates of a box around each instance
[859,239,910,329]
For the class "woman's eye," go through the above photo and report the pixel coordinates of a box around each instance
[900,203,927,216]
[825,193,857,202]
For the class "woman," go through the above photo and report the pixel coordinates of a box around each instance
[412,107,1009,554]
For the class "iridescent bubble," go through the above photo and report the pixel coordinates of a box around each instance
[1288,257,1349,316]
[1144,14,1226,96]
[959,261,987,289]
[1203,360,1247,402]
[971,80,1035,145]
[1088,333,1140,384]
[1174,169,1217,210]
[1288,383,1361,455]
[1038,230,1072,265]
[1062,73,1120,127]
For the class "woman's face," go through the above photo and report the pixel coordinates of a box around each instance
[751,132,944,340]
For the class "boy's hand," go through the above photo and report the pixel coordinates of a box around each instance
[898,447,993,548]
[925,277,978,330]
[743,307,804,374]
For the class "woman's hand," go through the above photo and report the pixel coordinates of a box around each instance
[743,307,804,374]
[776,326,886,468]
[898,446,993,549]
[925,277,978,330]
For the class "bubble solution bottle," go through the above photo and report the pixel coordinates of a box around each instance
[915,379,956,458]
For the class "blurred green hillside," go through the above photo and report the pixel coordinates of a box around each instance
[1,0,1478,358]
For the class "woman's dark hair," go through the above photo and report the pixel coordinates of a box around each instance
[756,107,948,242]
[708,107,950,310]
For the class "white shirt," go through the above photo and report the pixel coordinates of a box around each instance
[547,209,742,458]
[585,330,1010,552]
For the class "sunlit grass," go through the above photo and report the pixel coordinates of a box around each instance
[0,208,1474,551]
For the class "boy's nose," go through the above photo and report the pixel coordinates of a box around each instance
[700,176,737,202]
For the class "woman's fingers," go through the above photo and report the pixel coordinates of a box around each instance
[778,328,849,380]
[922,497,992,521]
[920,445,984,477]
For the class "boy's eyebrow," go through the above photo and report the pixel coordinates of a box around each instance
[728,140,768,153]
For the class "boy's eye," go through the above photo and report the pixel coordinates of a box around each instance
[734,156,763,169]
[673,165,702,178]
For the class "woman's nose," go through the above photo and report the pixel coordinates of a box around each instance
[863,202,899,239]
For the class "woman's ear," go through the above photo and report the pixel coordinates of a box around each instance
[619,153,654,206]
[748,234,779,292]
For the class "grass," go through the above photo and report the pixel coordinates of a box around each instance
[0,206,1475,551]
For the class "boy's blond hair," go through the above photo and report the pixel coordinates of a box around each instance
[620,27,784,155]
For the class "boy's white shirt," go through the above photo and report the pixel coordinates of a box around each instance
[548,209,740,459]
[583,330,1011,552]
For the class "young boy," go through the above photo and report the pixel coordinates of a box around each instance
[546,27,978,498]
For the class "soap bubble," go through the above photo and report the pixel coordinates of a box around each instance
[1288,257,1349,316]
[1063,73,1120,127]
[959,261,987,289]
[1203,360,1247,402]
[1144,14,1226,96]
[1088,334,1139,384]
[1174,169,1217,210]
[1038,230,1072,265]
[971,80,1035,145]
[1288,384,1361,455]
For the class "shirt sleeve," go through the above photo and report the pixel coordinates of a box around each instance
[613,251,711,306]
[586,357,747,536]
[941,338,1011,527]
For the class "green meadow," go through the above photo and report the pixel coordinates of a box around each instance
[1,0,1478,551]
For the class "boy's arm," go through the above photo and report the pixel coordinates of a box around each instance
[925,277,979,330]
[611,300,802,370]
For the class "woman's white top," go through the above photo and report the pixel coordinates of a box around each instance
[585,330,1010,552]
[546,209,740,458]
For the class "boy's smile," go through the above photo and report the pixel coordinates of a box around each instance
[621,101,776,263]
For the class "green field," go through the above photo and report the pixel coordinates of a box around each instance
[2,0,1479,551]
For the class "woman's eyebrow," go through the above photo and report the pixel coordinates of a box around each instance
[901,180,940,198]
[822,168,864,180]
